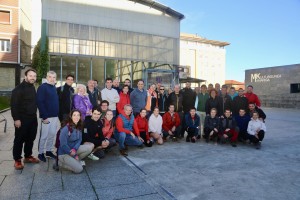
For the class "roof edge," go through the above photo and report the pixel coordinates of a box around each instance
[128,0,184,20]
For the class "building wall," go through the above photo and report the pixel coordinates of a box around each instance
[20,0,32,64]
[245,64,300,108]
[0,0,19,63]
[180,39,226,85]
[41,0,180,38]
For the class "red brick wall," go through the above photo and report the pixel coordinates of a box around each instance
[0,0,19,63]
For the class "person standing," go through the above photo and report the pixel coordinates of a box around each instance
[57,74,74,122]
[219,85,232,116]
[245,85,261,107]
[232,88,248,117]
[197,84,209,137]
[145,83,158,114]
[112,79,121,94]
[73,84,93,120]
[157,85,168,116]
[37,71,59,162]
[117,85,131,114]
[124,78,134,94]
[101,78,120,117]
[205,89,222,117]
[87,80,101,108]
[11,69,40,170]
[130,80,147,116]
[180,81,196,138]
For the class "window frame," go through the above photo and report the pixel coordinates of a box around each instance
[0,38,12,53]
[0,9,12,24]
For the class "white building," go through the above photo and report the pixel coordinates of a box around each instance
[41,0,184,88]
[180,33,229,85]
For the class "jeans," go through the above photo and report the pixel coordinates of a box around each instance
[114,132,143,150]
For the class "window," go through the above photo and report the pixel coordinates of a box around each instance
[290,83,300,93]
[0,10,11,24]
[0,39,11,52]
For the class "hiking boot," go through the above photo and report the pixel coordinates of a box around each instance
[24,156,40,163]
[186,136,191,142]
[88,153,100,160]
[120,149,128,156]
[46,151,57,159]
[38,153,46,162]
[94,150,105,159]
[14,159,24,170]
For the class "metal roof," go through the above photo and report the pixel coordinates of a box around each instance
[181,33,230,47]
[128,0,185,20]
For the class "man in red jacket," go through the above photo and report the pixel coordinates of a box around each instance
[162,104,181,141]
[244,85,261,107]
[115,104,144,156]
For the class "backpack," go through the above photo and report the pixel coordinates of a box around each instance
[54,124,73,149]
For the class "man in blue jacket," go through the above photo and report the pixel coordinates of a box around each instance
[130,80,147,116]
[185,107,200,143]
[37,71,59,162]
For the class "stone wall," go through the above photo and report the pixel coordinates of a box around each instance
[245,64,300,108]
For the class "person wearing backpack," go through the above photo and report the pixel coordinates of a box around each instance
[57,74,74,122]
[58,110,93,173]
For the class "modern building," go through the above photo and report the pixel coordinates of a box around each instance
[0,0,32,92]
[180,33,229,86]
[41,0,184,89]
[245,64,300,108]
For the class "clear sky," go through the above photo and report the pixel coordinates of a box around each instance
[159,0,300,82]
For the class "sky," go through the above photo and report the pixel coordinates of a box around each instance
[159,0,300,82]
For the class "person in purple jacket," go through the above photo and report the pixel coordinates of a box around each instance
[73,84,93,120]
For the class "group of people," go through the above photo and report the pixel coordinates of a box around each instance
[11,69,267,173]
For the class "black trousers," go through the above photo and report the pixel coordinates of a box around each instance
[204,127,219,140]
[186,127,198,138]
[13,117,38,160]
[140,131,153,147]
[247,130,265,144]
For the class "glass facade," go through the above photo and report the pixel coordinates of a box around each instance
[46,20,179,88]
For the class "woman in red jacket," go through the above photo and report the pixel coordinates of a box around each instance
[117,85,131,114]
[135,109,153,147]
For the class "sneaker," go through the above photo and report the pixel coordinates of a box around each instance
[119,149,128,156]
[186,136,191,142]
[172,137,178,142]
[14,159,24,170]
[38,153,46,162]
[191,137,196,143]
[46,151,57,159]
[88,153,99,161]
[255,142,261,149]
[94,150,105,159]
[231,143,237,147]
[80,160,86,166]
[24,156,40,163]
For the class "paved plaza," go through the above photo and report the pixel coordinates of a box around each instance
[0,108,299,200]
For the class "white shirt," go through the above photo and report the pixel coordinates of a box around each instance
[247,118,266,135]
[148,114,163,134]
[101,88,120,110]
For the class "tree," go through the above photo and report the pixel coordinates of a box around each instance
[32,37,49,84]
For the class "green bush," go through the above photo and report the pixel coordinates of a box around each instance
[0,96,10,110]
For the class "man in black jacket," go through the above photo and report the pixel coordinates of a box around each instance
[57,74,74,122]
[232,88,248,117]
[11,69,40,170]
[248,103,266,122]
[219,85,232,116]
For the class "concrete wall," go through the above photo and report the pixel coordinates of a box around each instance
[245,64,300,108]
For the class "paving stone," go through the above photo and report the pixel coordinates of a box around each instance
[61,171,93,191]
[0,161,22,176]
[122,193,164,200]
[90,171,144,188]
[0,150,13,164]
[87,165,135,179]
[31,172,63,194]
[95,182,156,200]
[0,174,33,197]
[30,188,97,200]
[0,176,4,185]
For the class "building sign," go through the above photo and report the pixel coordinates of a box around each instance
[250,73,282,82]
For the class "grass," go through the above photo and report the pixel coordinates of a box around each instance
[0,96,10,111]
